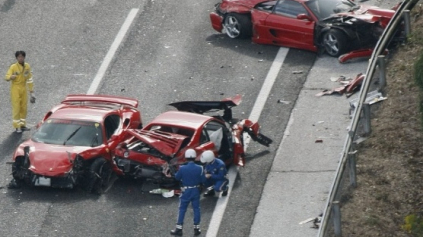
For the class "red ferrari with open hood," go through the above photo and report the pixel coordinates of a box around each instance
[113,95,272,187]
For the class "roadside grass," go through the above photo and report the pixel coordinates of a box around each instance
[340,8,423,237]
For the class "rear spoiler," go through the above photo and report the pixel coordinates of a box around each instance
[62,94,139,108]
[169,94,242,114]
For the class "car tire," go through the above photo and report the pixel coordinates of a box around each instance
[223,13,252,39]
[86,158,115,195]
[322,29,348,57]
[11,156,30,186]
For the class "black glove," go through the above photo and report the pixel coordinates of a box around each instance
[30,92,36,104]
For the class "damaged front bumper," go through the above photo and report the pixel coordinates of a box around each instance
[27,171,78,189]
[210,4,224,33]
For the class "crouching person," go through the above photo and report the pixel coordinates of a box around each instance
[200,150,229,197]
[171,149,206,236]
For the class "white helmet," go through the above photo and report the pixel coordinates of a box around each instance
[185,149,197,159]
[200,150,215,163]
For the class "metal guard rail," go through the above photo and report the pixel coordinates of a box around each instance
[317,0,421,236]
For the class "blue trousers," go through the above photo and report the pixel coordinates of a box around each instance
[177,188,201,225]
[205,178,228,192]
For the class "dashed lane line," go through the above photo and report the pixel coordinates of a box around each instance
[87,8,139,95]
[206,47,289,237]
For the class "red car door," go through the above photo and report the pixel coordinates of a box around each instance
[263,0,316,52]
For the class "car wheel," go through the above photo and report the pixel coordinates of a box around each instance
[11,156,30,186]
[322,29,348,57]
[87,158,115,194]
[223,13,252,39]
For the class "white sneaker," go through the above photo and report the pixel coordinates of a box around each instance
[15,128,22,133]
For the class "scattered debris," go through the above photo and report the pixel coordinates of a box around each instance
[162,190,175,198]
[149,188,170,195]
[353,137,368,145]
[330,76,347,82]
[189,76,193,79]
[349,90,387,115]
[315,139,323,143]
[293,70,303,74]
[316,73,365,97]
[121,88,125,92]
[277,99,290,104]
[258,59,264,62]
[349,90,387,109]
[220,92,224,95]
[299,215,322,229]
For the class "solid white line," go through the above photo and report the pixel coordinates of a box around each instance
[87,8,139,95]
[206,47,289,237]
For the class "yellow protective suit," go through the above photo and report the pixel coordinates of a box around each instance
[5,62,34,128]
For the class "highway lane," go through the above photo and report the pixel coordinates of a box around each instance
[0,0,315,236]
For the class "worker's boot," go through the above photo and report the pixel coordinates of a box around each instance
[170,224,183,236]
[203,187,215,197]
[194,225,201,236]
[222,188,228,197]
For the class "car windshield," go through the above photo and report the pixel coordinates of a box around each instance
[305,0,358,20]
[32,119,103,147]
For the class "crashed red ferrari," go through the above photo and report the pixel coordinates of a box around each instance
[210,0,399,57]
[113,95,272,186]
[9,95,142,194]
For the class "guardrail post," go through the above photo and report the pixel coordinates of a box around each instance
[332,201,342,237]
[377,55,386,92]
[362,103,371,136]
[348,151,357,188]
[403,10,411,37]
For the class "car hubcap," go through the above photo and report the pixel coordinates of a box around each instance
[324,34,339,55]
[224,16,240,38]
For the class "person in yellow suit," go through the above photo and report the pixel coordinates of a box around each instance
[5,51,36,133]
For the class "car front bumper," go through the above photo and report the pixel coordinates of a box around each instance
[29,172,77,189]
[210,4,224,33]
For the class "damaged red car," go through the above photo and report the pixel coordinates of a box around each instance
[210,0,398,56]
[9,95,142,194]
[113,95,272,186]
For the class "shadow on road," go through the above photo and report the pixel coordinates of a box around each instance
[205,34,280,61]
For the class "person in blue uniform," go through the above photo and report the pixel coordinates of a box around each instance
[171,149,206,236]
[200,150,229,197]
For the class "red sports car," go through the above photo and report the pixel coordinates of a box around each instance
[9,95,142,194]
[113,95,272,186]
[210,0,398,56]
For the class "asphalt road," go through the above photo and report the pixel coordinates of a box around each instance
[0,0,317,236]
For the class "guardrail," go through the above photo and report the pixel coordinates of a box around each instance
[317,0,421,236]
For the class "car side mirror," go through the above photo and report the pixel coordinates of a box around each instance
[297,14,312,21]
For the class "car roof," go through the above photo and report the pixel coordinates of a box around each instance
[148,111,212,130]
[49,106,114,122]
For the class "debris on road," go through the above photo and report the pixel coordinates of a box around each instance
[349,90,387,115]
[293,70,303,74]
[315,139,323,143]
[149,188,171,194]
[277,99,290,104]
[316,73,365,97]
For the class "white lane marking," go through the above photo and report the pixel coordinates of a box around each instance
[206,48,289,237]
[87,8,139,95]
